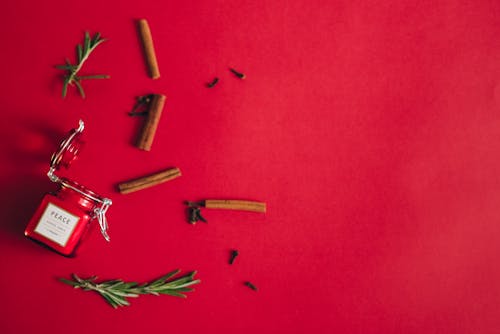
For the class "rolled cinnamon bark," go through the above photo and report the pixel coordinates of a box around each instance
[137,19,160,79]
[204,200,266,213]
[118,167,181,194]
[136,93,166,151]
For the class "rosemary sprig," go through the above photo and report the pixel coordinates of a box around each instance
[60,270,200,309]
[55,32,109,98]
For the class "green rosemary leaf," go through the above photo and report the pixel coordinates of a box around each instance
[92,39,106,50]
[91,32,101,46]
[98,292,116,308]
[168,271,197,284]
[59,278,79,287]
[163,275,198,288]
[170,279,201,290]
[109,289,139,298]
[55,64,75,70]
[72,273,83,282]
[155,289,187,298]
[73,80,85,99]
[103,280,125,289]
[122,282,139,289]
[99,291,123,308]
[62,79,69,98]
[150,269,181,287]
[83,31,90,54]
[76,44,83,63]
[105,290,130,304]
[77,74,110,80]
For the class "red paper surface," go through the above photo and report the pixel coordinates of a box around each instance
[1,0,500,333]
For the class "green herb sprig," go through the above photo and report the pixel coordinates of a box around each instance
[56,32,109,98]
[60,270,200,309]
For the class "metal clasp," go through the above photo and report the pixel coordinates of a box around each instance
[93,198,112,242]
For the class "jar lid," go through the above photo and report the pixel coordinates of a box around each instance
[50,119,85,170]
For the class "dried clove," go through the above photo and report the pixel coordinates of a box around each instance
[244,281,258,291]
[229,250,239,265]
[229,68,246,79]
[206,77,219,88]
[188,206,207,224]
[189,207,199,224]
[196,209,207,223]
[128,94,154,116]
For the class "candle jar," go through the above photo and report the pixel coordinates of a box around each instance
[24,120,112,257]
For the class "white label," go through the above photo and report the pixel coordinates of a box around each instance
[34,203,80,247]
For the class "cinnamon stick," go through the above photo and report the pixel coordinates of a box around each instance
[204,200,266,213]
[137,19,160,79]
[118,167,181,194]
[136,93,166,151]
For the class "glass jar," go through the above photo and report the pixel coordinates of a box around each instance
[24,120,112,257]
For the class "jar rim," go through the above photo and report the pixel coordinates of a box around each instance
[59,177,105,204]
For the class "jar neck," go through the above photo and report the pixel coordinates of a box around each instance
[57,184,97,212]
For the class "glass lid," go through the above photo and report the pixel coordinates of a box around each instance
[49,119,85,170]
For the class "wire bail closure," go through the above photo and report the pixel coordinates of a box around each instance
[93,198,112,242]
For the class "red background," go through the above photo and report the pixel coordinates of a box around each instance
[1,0,500,333]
